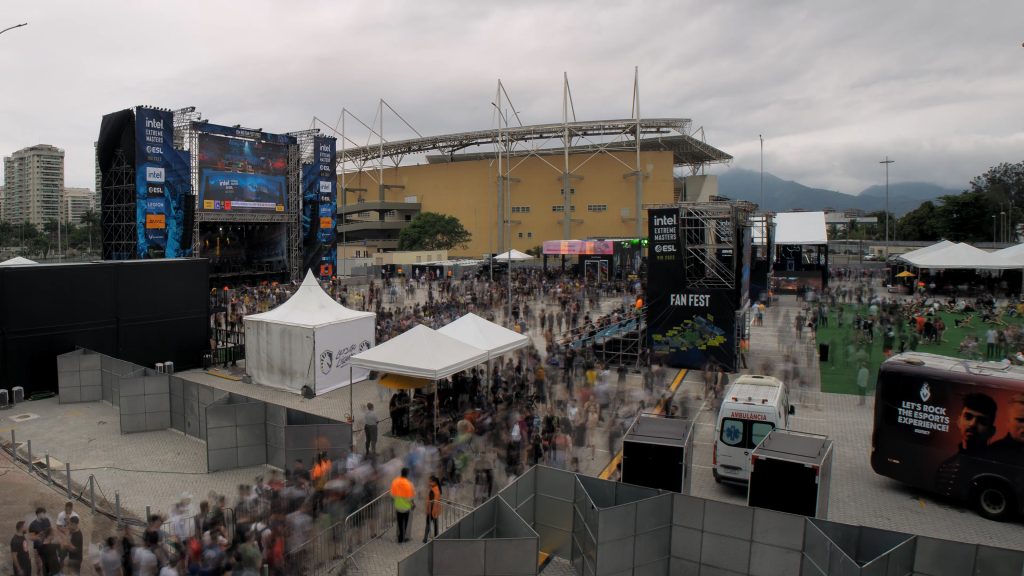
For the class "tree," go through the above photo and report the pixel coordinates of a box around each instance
[397,212,472,251]
[934,190,996,242]
[897,201,939,241]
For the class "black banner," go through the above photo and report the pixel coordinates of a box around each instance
[647,208,737,370]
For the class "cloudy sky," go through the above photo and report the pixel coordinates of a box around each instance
[2,0,1022,195]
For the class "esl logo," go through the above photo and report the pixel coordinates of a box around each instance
[145,167,165,183]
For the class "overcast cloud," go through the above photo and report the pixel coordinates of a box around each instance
[2,0,1022,195]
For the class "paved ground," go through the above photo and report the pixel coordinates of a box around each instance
[688,294,1024,551]
[0,449,119,575]
[5,283,1022,576]
[0,399,268,524]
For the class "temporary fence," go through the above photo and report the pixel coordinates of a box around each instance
[2,428,234,541]
[294,489,474,576]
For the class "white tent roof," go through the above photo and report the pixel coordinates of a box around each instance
[901,242,1005,270]
[493,249,534,261]
[773,212,828,245]
[350,324,487,380]
[897,240,956,263]
[992,243,1024,268]
[436,313,530,360]
[245,270,375,328]
[0,256,38,266]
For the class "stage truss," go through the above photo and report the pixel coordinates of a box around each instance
[100,148,136,260]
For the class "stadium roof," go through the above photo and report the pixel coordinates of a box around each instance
[337,118,731,168]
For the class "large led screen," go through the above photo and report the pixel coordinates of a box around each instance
[198,133,288,213]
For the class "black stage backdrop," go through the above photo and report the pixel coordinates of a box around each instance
[0,259,209,395]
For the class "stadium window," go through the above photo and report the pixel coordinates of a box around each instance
[560,188,576,196]
[588,204,608,212]
[511,206,531,213]
[518,232,524,238]
[527,232,533,238]
[552,205,576,212]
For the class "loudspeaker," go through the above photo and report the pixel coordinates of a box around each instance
[181,198,195,251]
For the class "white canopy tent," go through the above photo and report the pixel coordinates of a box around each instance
[350,324,487,379]
[351,324,488,435]
[437,313,529,360]
[493,249,534,262]
[0,256,38,266]
[897,240,956,264]
[899,242,1005,270]
[992,243,1024,268]
[244,270,376,396]
[773,211,828,245]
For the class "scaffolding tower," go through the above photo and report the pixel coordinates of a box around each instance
[100,148,137,260]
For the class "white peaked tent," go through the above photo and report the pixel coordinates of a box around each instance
[437,313,529,359]
[244,270,375,395]
[493,249,534,261]
[993,243,1024,268]
[0,256,38,266]
[899,242,1003,270]
[897,240,956,264]
[350,324,487,379]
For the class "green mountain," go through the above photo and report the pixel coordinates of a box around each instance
[713,169,960,215]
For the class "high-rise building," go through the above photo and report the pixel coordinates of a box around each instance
[2,144,65,225]
[61,187,95,225]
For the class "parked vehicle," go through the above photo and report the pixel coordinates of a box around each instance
[871,352,1024,521]
[713,375,794,484]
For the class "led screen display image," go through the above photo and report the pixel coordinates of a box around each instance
[198,133,288,213]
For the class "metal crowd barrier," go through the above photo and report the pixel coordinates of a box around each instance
[293,489,474,576]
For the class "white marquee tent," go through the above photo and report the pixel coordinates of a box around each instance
[992,243,1024,268]
[350,324,487,380]
[899,242,1005,270]
[437,313,529,360]
[897,240,956,263]
[493,249,534,262]
[0,256,38,266]
[244,271,376,396]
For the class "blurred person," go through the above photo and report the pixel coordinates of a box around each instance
[64,517,83,575]
[422,476,442,543]
[10,521,31,576]
[390,467,415,543]
[363,402,379,455]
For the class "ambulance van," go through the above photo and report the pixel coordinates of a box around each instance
[713,374,794,484]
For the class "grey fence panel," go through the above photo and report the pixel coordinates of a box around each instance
[57,350,83,403]
[912,536,977,576]
[974,544,1024,576]
[495,497,536,539]
[474,498,497,539]
[484,539,537,576]
[118,376,147,433]
[397,542,432,576]
[432,540,486,576]
[80,352,101,401]
[143,375,170,431]
[206,403,238,472]
[613,481,659,507]
[266,404,286,470]
[169,376,185,433]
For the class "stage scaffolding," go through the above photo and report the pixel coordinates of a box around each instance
[100,148,136,260]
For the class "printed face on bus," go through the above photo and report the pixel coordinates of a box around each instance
[957,406,995,450]
[1008,402,1024,444]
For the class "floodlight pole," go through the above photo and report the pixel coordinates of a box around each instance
[759,134,764,211]
[880,157,894,260]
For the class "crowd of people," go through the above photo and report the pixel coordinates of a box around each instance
[13,268,669,575]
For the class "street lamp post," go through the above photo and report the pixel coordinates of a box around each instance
[994,215,998,243]
[880,157,894,259]
[759,134,764,211]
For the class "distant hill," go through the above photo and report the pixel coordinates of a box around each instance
[712,169,961,215]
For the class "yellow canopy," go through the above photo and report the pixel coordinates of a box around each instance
[379,373,432,390]
[895,271,916,278]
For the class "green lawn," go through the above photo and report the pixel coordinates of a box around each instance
[816,304,1020,395]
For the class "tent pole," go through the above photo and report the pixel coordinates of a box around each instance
[433,380,439,441]
[349,366,354,425]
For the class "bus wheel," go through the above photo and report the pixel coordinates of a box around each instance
[974,481,1016,522]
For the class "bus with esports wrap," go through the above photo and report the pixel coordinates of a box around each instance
[871,352,1024,521]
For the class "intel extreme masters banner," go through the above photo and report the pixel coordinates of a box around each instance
[135,107,191,258]
[302,136,337,278]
